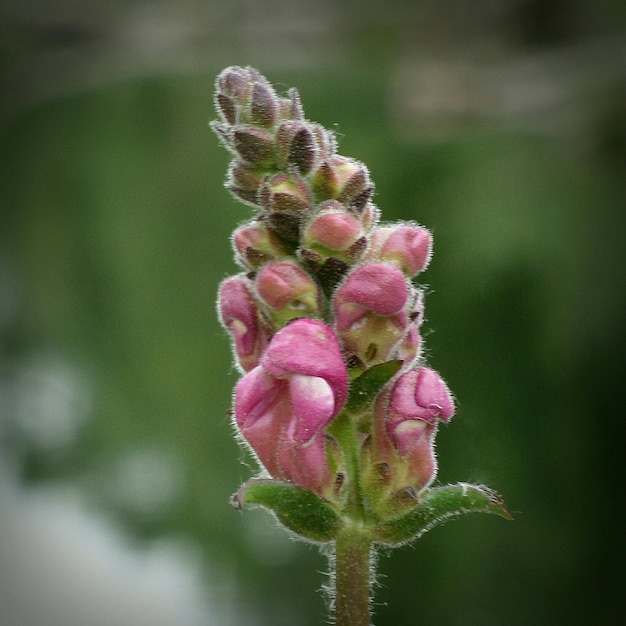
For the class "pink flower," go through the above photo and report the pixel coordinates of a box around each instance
[367,367,454,495]
[218,275,270,372]
[333,263,410,365]
[367,224,432,277]
[387,367,455,456]
[234,319,348,495]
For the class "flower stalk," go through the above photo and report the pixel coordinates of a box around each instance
[211,65,510,625]
[333,524,373,626]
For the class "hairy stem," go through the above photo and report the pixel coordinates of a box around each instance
[333,524,373,626]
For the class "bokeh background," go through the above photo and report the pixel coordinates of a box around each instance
[1,1,625,625]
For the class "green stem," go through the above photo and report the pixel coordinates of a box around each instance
[328,410,366,519]
[333,524,373,626]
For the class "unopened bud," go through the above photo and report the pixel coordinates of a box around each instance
[275,121,317,174]
[260,172,312,215]
[226,162,264,207]
[333,263,410,366]
[250,80,279,128]
[217,66,253,102]
[233,125,275,167]
[303,201,364,261]
[387,367,455,456]
[232,220,289,269]
[255,260,321,326]
[218,275,270,372]
[368,225,432,277]
[309,123,336,162]
[312,156,373,207]
[216,66,279,129]
[277,88,305,122]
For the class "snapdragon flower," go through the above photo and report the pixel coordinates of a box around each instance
[212,66,510,626]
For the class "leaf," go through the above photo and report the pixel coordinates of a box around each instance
[345,360,402,414]
[230,479,343,543]
[372,483,512,546]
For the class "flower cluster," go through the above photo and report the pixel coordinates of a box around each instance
[215,66,454,516]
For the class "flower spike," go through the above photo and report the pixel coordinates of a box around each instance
[211,65,509,626]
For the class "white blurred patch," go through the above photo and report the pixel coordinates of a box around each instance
[0,469,239,626]
[1,350,93,453]
[102,447,185,519]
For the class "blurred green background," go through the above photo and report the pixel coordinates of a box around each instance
[1,1,625,625]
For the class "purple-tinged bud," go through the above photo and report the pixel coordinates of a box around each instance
[217,66,253,103]
[275,120,317,174]
[309,123,337,162]
[255,260,321,326]
[216,66,279,128]
[218,275,270,372]
[233,125,275,167]
[260,172,313,215]
[216,94,237,125]
[333,263,410,366]
[249,79,279,128]
[232,220,289,269]
[234,319,348,496]
[215,66,252,124]
[387,367,455,455]
[312,156,373,207]
[277,88,305,122]
[367,225,433,277]
[226,162,264,207]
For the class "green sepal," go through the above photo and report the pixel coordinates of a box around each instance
[230,479,343,543]
[345,359,402,415]
[372,483,512,546]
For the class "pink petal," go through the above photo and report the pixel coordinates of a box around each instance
[381,225,432,276]
[388,419,429,456]
[218,276,268,371]
[278,432,332,495]
[235,366,283,431]
[390,367,455,424]
[334,263,409,331]
[262,319,348,408]
[288,374,335,444]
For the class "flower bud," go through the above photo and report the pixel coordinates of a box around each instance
[233,125,275,167]
[312,156,373,208]
[309,123,336,162]
[217,66,253,102]
[260,172,313,215]
[275,120,317,174]
[302,201,365,263]
[232,220,289,269]
[367,225,432,277]
[249,79,279,128]
[226,162,264,207]
[215,66,252,124]
[387,367,455,455]
[333,263,410,366]
[218,275,270,372]
[277,87,305,122]
[216,66,279,128]
[255,260,321,327]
